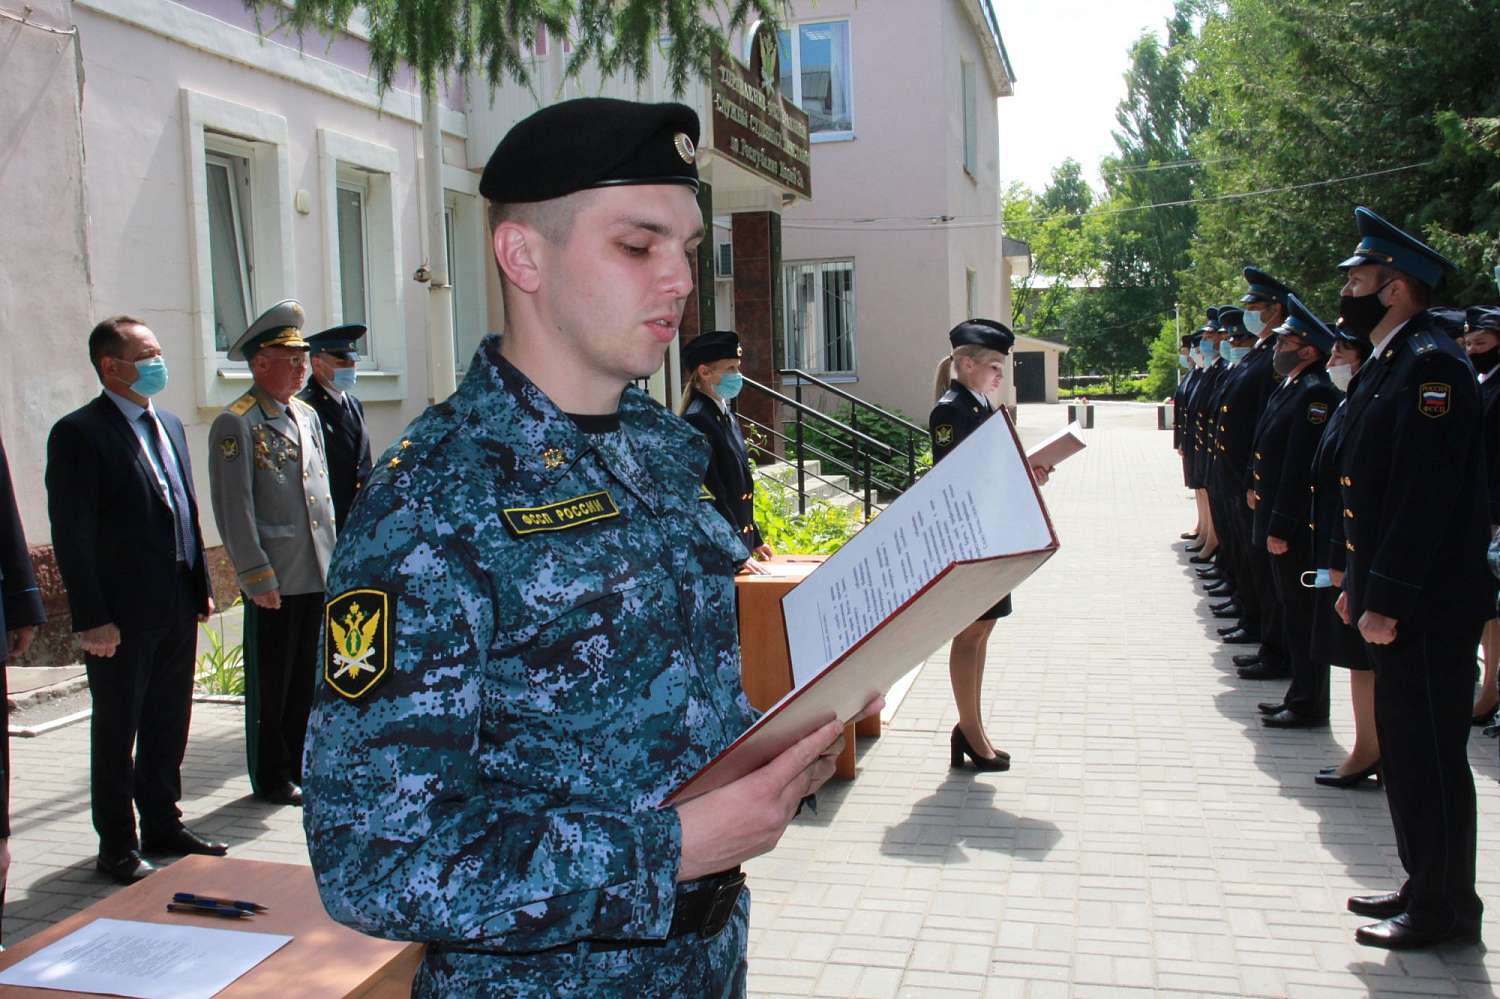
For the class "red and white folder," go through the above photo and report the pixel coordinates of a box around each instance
[670,408,1063,803]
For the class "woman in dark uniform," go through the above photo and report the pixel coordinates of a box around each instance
[1310,332,1378,787]
[679,330,773,572]
[929,320,1049,773]
[1462,307,1500,723]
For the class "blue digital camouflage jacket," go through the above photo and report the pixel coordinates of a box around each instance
[303,336,756,996]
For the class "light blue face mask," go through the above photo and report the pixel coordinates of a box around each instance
[1301,568,1333,589]
[1228,345,1253,365]
[1243,310,1266,336]
[131,356,168,397]
[1179,354,1192,369]
[713,371,744,401]
[332,367,358,391]
[1218,340,1233,362]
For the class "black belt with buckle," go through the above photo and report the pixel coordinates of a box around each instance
[589,866,745,952]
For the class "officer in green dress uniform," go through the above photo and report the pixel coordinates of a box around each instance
[208,302,335,805]
[301,98,873,997]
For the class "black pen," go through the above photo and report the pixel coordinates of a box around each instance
[166,901,252,919]
[173,892,268,913]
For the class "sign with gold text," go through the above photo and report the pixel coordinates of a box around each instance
[709,31,813,199]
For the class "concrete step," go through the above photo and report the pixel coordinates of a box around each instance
[753,465,869,515]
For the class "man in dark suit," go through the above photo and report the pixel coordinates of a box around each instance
[46,316,228,885]
[1331,209,1492,949]
[1,432,45,935]
[299,325,373,528]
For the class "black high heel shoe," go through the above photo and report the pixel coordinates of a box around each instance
[1314,760,1381,788]
[950,726,1010,771]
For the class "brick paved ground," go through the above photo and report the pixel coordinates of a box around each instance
[7,403,1500,997]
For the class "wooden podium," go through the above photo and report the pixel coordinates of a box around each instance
[735,556,878,779]
[0,855,421,996]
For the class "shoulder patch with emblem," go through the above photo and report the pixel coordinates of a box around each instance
[217,436,240,461]
[227,392,256,416]
[324,588,390,700]
[935,425,954,446]
[1418,381,1451,418]
[502,490,621,536]
[1307,401,1330,425]
[699,485,715,501]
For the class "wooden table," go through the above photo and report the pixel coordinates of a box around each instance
[735,555,879,779]
[0,855,422,997]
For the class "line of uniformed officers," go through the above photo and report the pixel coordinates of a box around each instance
[1171,205,1499,950]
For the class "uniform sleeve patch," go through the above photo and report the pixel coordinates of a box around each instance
[1307,402,1330,425]
[934,425,954,446]
[217,436,240,461]
[699,485,715,501]
[1418,381,1451,419]
[502,490,621,536]
[324,589,391,701]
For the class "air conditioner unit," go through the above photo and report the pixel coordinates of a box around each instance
[714,243,734,279]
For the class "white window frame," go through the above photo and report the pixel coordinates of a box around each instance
[961,59,978,177]
[334,172,373,357]
[182,88,294,408]
[318,128,405,402]
[783,258,857,377]
[442,163,486,372]
[203,145,256,352]
[775,19,855,142]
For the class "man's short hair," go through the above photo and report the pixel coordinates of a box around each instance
[488,196,583,250]
[1377,265,1433,308]
[88,315,145,376]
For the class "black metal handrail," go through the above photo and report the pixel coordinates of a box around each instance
[778,368,925,493]
[738,414,887,519]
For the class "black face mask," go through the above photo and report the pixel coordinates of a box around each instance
[1272,348,1304,378]
[1337,282,1393,339]
[1470,347,1500,375]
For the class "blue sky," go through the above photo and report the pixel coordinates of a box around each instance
[995,1,1179,193]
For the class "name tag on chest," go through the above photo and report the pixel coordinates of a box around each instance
[502,490,621,536]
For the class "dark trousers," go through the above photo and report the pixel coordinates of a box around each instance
[1249,543,1286,667]
[84,569,197,855]
[1368,621,1484,928]
[243,593,321,794]
[1270,547,1327,718]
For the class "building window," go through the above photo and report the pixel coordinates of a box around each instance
[335,176,371,355]
[784,260,855,375]
[777,20,853,138]
[442,167,488,372]
[961,60,978,175]
[204,146,255,353]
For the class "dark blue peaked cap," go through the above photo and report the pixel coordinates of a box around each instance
[306,323,366,357]
[1274,293,1335,353]
[1466,306,1500,333]
[1218,306,1251,337]
[1241,267,1295,306]
[1199,307,1221,334]
[1338,206,1456,288]
[1427,307,1467,339]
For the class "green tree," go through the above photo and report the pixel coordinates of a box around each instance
[1004,161,1105,338]
[244,0,778,94]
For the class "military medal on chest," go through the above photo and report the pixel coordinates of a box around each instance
[252,423,300,480]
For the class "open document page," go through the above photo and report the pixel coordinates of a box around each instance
[670,407,1058,803]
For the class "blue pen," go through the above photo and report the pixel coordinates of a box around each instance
[173,892,268,913]
[166,901,251,919]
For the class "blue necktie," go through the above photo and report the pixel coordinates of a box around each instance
[140,411,197,569]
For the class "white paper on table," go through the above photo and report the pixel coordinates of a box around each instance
[1025,421,1087,471]
[782,407,1055,687]
[668,407,1057,803]
[0,917,293,999]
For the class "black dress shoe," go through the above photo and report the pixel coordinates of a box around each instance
[1189,553,1216,565]
[1262,709,1329,729]
[1221,629,1258,645]
[1473,706,1497,727]
[1217,624,1244,636]
[1180,531,1200,541]
[97,850,156,884]
[1195,568,1223,580]
[1257,701,1285,715]
[1211,599,1238,613]
[1233,653,1262,668]
[1348,890,1407,919]
[1185,543,1205,553]
[1238,663,1291,680]
[1211,607,1242,620]
[1355,913,1480,950]
[1315,760,1381,788]
[950,726,1010,772]
[256,781,304,807]
[1205,583,1235,597]
[142,826,229,857]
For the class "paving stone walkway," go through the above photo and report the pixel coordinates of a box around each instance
[6,403,1500,997]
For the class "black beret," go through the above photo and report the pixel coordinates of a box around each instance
[480,98,700,203]
[949,319,1015,354]
[1466,306,1500,334]
[681,330,742,370]
[1241,266,1295,306]
[306,323,366,358]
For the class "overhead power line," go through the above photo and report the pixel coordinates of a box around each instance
[781,160,1435,233]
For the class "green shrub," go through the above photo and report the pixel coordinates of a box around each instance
[1142,317,1183,401]
[753,484,863,555]
[195,598,246,696]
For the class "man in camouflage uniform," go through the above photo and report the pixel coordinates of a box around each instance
[209,301,335,805]
[303,99,864,996]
